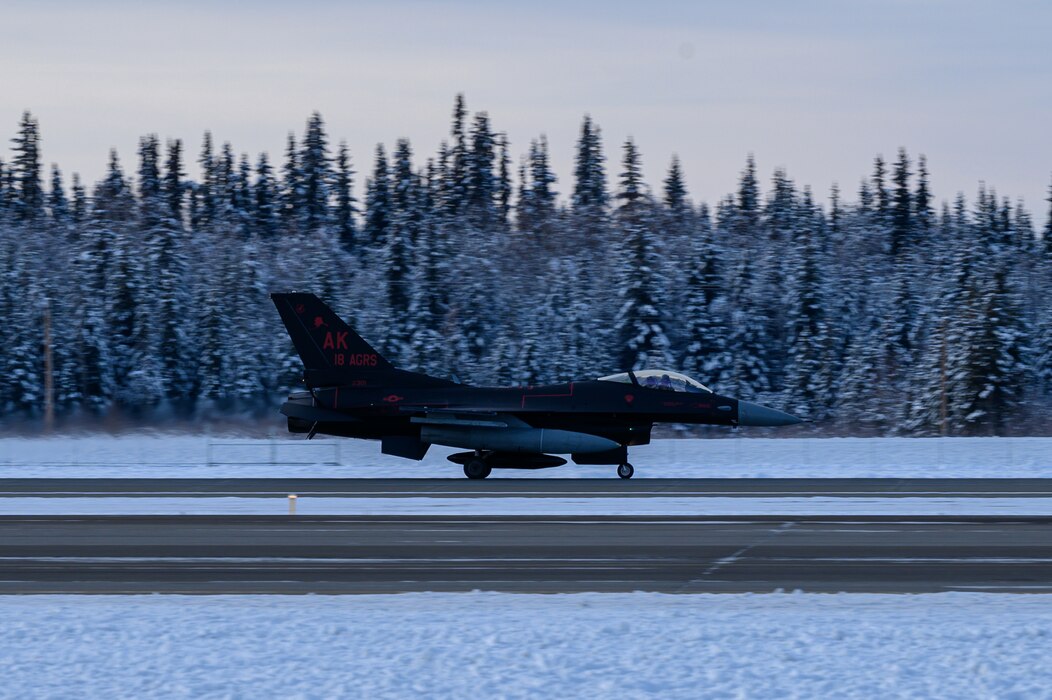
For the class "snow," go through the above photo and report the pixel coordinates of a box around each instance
[7,496,1052,516]
[0,435,1050,479]
[1,592,1050,699]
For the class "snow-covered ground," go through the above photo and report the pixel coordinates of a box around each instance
[7,495,1052,516]
[0,435,1050,479]
[4,438,1051,698]
[1,592,1050,699]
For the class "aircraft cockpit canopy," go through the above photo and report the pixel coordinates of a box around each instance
[598,370,713,394]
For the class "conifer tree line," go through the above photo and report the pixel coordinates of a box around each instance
[1,96,1050,435]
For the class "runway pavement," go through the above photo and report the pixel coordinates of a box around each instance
[3,477,1052,498]
[2,515,1051,593]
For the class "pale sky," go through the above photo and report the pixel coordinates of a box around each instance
[2,0,1050,222]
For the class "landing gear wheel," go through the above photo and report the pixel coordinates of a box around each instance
[464,459,491,480]
[617,463,634,480]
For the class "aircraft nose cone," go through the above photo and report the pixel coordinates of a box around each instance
[737,400,803,427]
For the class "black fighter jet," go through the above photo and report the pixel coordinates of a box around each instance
[272,292,802,479]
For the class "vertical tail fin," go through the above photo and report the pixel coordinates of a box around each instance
[271,292,393,386]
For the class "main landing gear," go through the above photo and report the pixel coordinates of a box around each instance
[616,463,635,480]
[463,457,492,480]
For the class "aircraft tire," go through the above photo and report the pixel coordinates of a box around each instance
[617,463,634,479]
[464,459,491,480]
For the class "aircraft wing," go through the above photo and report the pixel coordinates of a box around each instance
[280,401,360,423]
[408,410,529,430]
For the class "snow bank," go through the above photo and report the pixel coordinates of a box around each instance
[7,495,1052,516]
[0,435,1050,479]
[1,592,1050,699]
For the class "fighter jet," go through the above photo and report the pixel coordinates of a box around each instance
[272,292,802,479]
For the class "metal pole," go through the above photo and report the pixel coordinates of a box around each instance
[939,321,948,437]
[43,299,54,433]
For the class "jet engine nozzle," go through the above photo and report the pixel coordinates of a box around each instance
[737,400,802,427]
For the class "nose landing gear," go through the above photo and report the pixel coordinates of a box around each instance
[616,462,634,480]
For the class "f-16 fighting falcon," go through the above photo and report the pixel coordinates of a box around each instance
[272,292,802,479]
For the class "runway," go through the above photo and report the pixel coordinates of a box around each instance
[2,515,1051,594]
[3,477,1052,498]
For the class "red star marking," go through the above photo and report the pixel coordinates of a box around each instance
[313,316,327,328]
[295,304,306,314]
[382,394,404,403]
[625,394,635,404]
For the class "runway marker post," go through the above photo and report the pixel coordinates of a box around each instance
[288,494,297,515]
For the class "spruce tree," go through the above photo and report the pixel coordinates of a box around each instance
[857,178,873,216]
[214,142,237,224]
[495,133,512,227]
[765,168,796,240]
[71,173,86,225]
[48,164,69,224]
[383,139,417,363]
[828,183,842,242]
[10,111,43,221]
[465,111,496,226]
[908,194,1001,436]
[723,247,771,400]
[299,112,332,234]
[890,148,911,256]
[220,228,270,409]
[234,154,254,234]
[782,191,833,420]
[363,144,391,249]
[662,155,692,356]
[837,318,892,433]
[0,159,7,216]
[570,115,608,250]
[137,135,162,229]
[663,155,687,212]
[734,154,760,238]
[253,153,279,238]
[153,137,195,409]
[1042,176,1052,258]
[515,157,532,230]
[572,115,608,212]
[915,154,933,236]
[1,249,43,414]
[1012,201,1036,253]
[527,137,557,237]
[74,151,124,410]
[106,149,163,411]
[193,131,216,231]
[680,205,734,389]
[617,138,644,208]
[872,155,890,227]
[163,139,185,229]
[280,132,301,233]
[409,159,449,375]
[333,142,357,252]
[973,262,1028,433]
[614,138,671,370]
[447,94,468,215]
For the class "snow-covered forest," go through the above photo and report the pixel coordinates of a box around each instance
[1,96,1050,435]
